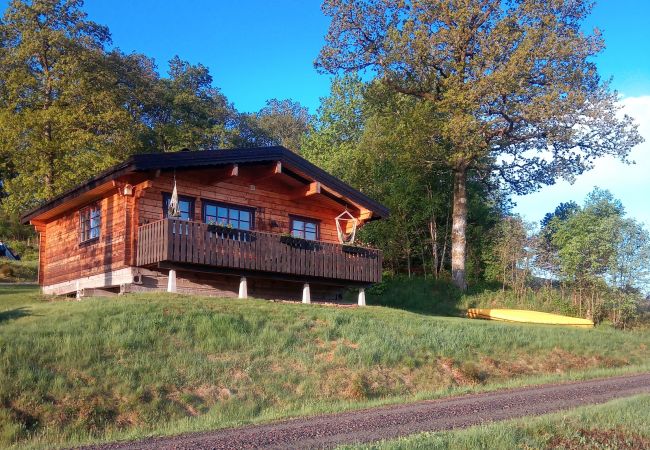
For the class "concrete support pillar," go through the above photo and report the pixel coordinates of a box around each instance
[75,280,83,300]
[302,283,311,304]
[167,269,177,293]
[358,287,366,306]
[238,277,248,299]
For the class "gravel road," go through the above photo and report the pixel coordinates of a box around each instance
[88,372,650,450]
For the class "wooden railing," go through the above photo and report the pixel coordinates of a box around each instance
[137,218,382,283]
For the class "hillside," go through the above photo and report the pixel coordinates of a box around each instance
[1,285,649,449]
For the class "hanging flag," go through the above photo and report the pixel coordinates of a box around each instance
[168,179,180,218]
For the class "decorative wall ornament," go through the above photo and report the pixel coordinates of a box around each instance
[168,175,180,218]
[335,209,358,244]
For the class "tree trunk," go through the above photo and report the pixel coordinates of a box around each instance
[429,218,438,279]
[439,209,450,276]
[420,239,428,279]
[426,185,439,279]
[451,167,468,290]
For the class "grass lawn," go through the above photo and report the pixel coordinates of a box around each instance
[1,285,650,449]
[343,394,650,449]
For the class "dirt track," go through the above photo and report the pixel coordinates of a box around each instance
[89,373,650,450]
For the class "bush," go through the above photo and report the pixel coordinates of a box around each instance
[0,263,14,279]
[0,259,37,282]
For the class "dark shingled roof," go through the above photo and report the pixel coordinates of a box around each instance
[20,146,389,224]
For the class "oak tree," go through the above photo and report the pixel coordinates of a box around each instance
[316,0,643,289]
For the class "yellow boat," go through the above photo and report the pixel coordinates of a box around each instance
[467,308,594,328]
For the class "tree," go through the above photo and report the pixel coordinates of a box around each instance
[536,201,580,276]
[536,188,649,324]
[145,56,239,152]
[304,75,504,280]
[316,0,643,289]
[0,0,151,213]
[302,74,367,175]
[550,188,630,320]
[611,218,650,293]
[253,98,311,152]
[483,215,532,295]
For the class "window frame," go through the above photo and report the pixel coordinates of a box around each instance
[201,200,255,231]
[79,203,101,244]
[289,215,320,241]
[162,192,195,221]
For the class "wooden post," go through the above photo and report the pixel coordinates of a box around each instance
[302,283,311,304]
[239,276,248,299]
[167,269,177,293]
[358,287,366,306]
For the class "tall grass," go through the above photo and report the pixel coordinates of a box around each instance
[367,275,586,317]
[1,286,649,448]
[0,260,37,283]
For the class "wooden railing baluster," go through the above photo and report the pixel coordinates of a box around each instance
[137,218,382,283]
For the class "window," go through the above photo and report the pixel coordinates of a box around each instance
[203,201,253,230]
[80,204,101,243]
[163,193,194,220]
[290,216,319,240]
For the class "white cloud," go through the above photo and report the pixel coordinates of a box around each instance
[513,95,650,229]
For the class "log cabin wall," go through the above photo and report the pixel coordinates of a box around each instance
[137,168,346,243]
[37,164,367,293]
[42,189,129,286]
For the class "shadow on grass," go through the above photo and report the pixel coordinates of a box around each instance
[362,276,502,317]
[0,307,32,323]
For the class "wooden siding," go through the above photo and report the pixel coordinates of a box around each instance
[36,163,384,290]
[136,168,348,244]
[137,218,382,284]
[42,190,130,286]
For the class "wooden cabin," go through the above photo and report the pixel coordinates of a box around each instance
[21,147,388,304]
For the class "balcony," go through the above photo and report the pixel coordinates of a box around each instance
[136,218,382,284]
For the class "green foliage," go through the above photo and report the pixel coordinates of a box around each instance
[316,0,643,289]
[0,259,37,282]
[481,216,533,292]
[247,98,312,152]
[0,0,152,213]
[302,74,367,178]
[0,1,302,217]
[0,211,34,242]
[2,286,649,448]
[144,56,241,152]
[304,75,505,280]
[536,188,650,326]
[317,0,642,192]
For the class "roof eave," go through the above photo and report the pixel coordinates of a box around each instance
[20,147,390,224]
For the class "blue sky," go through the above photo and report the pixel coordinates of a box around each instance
[2,0,649,226]
[74,0,649,112]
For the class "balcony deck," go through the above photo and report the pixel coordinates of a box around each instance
[136,219,382,284]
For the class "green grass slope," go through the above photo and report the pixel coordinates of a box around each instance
[344,394,650,449]
[1,285,649,448]
[0,260,37,283]
[366,276,606,318]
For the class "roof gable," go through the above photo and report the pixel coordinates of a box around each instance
[21,146,389,224]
